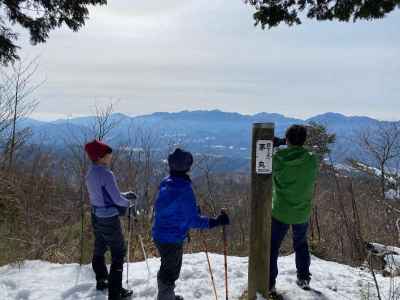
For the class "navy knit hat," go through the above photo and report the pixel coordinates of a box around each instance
[168,148,193,173]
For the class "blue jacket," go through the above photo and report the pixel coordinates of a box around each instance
[152,175,210,244]
[86,164,129,218]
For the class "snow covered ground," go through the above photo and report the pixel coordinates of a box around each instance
[385,189,400,201]
[0,253,398,300]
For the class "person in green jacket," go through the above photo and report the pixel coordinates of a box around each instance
[269,125,318,295]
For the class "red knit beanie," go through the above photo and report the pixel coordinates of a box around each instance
[84,140,112,162]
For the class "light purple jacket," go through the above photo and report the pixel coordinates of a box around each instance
[86,164,129,218]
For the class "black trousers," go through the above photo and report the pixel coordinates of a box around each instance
[269,217,311,289]
[91,213,126,300]
[156,242,183,300]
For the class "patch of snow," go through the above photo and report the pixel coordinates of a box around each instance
[384,254,400,275]
[370,243,400,275]
[256,293,266,300]
[370,243,400,254]
[385,189,400,200]
[334,163,357,173]
[120,147,145,153]
[352,162,397,184]
[211,145,226,150]
[0,253,397,299]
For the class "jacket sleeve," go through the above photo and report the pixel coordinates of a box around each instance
[183,187,210,229]
[103,170,129,208]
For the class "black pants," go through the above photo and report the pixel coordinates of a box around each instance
[269,217,311,289]
[91,213,126,300]
[156,242,183,300]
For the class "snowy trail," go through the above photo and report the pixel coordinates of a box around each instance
[0,253,394,299]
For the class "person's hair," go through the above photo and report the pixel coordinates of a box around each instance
[97,147,113,161]
[105,147,113,155]
[285,125,307,146]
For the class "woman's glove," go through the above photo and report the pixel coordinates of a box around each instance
[209,210,230,228]
[117,192,137,216]
[121,191,137,200]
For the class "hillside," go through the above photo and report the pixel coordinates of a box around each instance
[0,253,393,299]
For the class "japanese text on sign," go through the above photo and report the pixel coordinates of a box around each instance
[256,140,273,174]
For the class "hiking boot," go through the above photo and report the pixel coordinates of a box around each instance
[268,287,284,300]
[296,278,311,290]
[157,278,175,300]
[96,279,108,291]
[121,287,133,299]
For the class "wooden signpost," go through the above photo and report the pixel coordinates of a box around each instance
[248,123,275,300]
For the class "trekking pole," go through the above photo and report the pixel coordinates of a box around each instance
[132,205,151,281]
[222,223,229,300]
[201,231,218,300]
[126,205,133,288]
[138,233,151,280]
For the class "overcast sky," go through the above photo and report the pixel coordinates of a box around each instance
[15,0,400,121]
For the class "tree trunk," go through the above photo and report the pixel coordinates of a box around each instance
[8,76,19,170]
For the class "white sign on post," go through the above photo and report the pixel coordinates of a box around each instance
[256,140,273,174]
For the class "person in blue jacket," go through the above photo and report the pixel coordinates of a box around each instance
[152,148,230,300]
[85,140,136,300]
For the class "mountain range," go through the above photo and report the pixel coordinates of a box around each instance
[20,110,398,171]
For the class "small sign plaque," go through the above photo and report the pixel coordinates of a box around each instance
[256,140,273,174]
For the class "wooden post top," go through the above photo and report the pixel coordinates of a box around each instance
[253,122,275,129]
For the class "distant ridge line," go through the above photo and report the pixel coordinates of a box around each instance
[27,110,399,124]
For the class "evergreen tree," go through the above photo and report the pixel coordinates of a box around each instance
[0,0,106,65]
[305,122,336,159]
[245,0,400,29]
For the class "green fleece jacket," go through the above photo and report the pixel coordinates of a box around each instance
[272,146,318,225]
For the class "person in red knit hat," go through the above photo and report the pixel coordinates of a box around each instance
[85,140,136,300]
[85,140,113,162]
